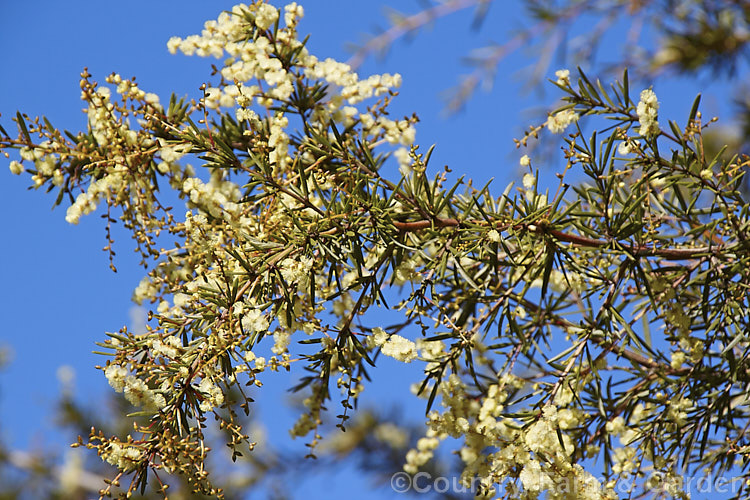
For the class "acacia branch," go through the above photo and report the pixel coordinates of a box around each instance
[545,227,724,260]
[392,216,728,260]
[392,218,459,230]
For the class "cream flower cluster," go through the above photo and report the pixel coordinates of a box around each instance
[111,73,160,106]
[167,1,414,160]
[65,165,127,224]
[358,111,415,145]
[241,308,271,333]
[416,338,445,371]
[637,88,660,137]
[102,441,143,472]
[86,87,123,147]
[168,5,296,106]
[85,75,159,148]
[522,172,535,190]
[306,60,403,105]
[151,336,182,359]
[283,3,304,27]
[546,108,579,134]
[524,405,574,457]
[519,459,555,493]
[105,364,167,411]
[522,172,547,206]
[196,377,225,412]
[280,256,314,287]
[366,327,389,348]
[617,137,640,155]
[529,268,585,293]
[372,333,417,363]
[124,376,167,411]
[8,160,24,175]
[267,112,290,170]
[392,258,422,285]
[182,171,242,220]
[132,275,159,305]
[158,140,192,165]
[18,144,61,187]
[555,68,571,86]
[401,373,612,499]
[254,2,279,29]
[167,7,248,58]
[62,72,165,225]
[602,402,660,479]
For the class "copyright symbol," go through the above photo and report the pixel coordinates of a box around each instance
[391,472,412,493]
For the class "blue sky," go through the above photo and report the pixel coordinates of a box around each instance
[0,1,742,498]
